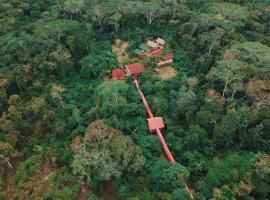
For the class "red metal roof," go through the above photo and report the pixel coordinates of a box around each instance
[164,54,173,61]
[112,69,126,80]
[151,49,163,57]
[125,63,145,75]
[147,117,165,131]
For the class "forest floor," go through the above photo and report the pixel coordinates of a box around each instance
[158,66,178,80]
[112,41,130,66]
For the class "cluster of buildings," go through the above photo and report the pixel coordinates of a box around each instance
[133,38,174,67]
[112,37,174,80]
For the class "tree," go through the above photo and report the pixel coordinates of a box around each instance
[51,84,65,108]
[252,153,270,198]
[207,59,251,97]
[108,13,122,34]
[172,188,192,200]
[230,42,270,80]
[90,4,107,29]
[48,46,73,78]
[64,0,86,20]
[247,79,270,111]
[0,142,17,168]
[147,158,189,192]
[203,154,253,199]
[207,2,249,31]
[136,0,166,25]
[71,120,145,183]
[96,80,129,105]
[174,86,197,119]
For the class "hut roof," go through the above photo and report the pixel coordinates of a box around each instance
[147,117,165,131]
[164,54,173,61]
[151,49,164,57]
[146,40,159,49]
[125,63,145,75]
[156,38,166,46]
[139,43,150,51]
[112,69,126,80]
[133,49,143,55]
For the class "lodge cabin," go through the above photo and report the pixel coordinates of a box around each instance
[146,40,159,49]
[112,68,126,80]
[150,49,163,57]
[157,54,174,67]
[125,63,145,76]
[133,37,174,67]
[156,38,166,47]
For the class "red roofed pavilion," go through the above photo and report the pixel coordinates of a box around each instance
[147,117,165,131]
[112,69,126,80]
[125,63,145,75]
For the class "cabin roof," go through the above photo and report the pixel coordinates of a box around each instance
[125,63,145,75]
[147,117,165,131]
[146,40,159,48]
[133,49,143,55]
[156,38,166,46]
[112,69,126,80]
[164,54,173,61]
[151,49,164,57]
[139,43,150,51]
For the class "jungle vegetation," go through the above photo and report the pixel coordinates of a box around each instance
[0,0,270,199]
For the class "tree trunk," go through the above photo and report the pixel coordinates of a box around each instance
[222,77,229,97]
[16,80,24,96]
[59,96,65,108]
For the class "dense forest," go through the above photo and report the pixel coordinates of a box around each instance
[1,0,270,199]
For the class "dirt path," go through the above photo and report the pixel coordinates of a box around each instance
[112,41,129,66]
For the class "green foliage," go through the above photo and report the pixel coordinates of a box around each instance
[71,120,145,184]
[147,158,189,192]
[0,0,270,199]
[15,155,43,188]
[231,42,270,79]
[43,170,80,200]
[174,86,197,118]
[204,154,253,198]
[172,188,192,200]
[0,176,3,200]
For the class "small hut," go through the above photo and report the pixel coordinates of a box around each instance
[133,49,143,56]
[156,38,166,46]
[112,69,126,80]
[139,43,150,51]
[147,117,165,132]
[157,54,173,67]
[146,40,159,49]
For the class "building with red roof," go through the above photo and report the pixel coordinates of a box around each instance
[151,49,164,57]
[112,69,126,80]
[157,54,174,67]
[147,117,165,131]
[164,54,173,61]
[125,63,145,75]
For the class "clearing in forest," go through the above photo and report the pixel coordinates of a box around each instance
[112,41,129,66]
[158,66,178,80]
